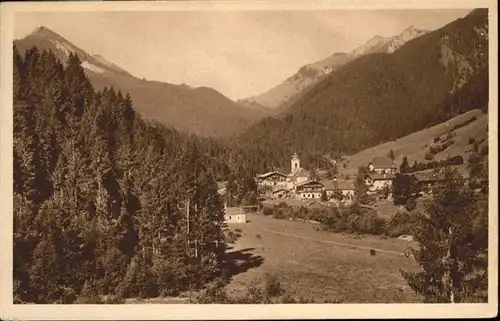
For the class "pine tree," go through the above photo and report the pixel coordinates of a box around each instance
[401,167,487,302]
[388,149,396,161]
[400,156,410,174]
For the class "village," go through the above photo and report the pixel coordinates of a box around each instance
[220,152,448,224]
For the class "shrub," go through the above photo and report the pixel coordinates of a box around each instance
[195,278,230,304]
[256,234,262,239]
[468,137,476,144]
[480,145,488,156]
[262,206,273,216]
[386,210,417,237]
[446,155,464,165]
[264,273,284,298]
[424,152,434,160]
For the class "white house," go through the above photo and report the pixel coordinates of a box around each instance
[368,157,397,174]
[295,180,324,199]
[224,206,246,224]
[365,173,395,193]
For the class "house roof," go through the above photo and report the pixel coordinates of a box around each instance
[320,180,336,190]
[289,167,309,178]
[370,157,396,169]
[335,180,355,190]
[368,173,396,180]
[256,171,287,179]
[413,172,445,182]
[225,207,245,215]
[296,180,323,188]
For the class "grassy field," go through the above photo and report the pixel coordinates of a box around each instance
[224,213,422,303]
[340,109,488,177]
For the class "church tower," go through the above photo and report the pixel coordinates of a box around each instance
[291,152,300,173]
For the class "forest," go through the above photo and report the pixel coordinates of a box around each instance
[12,46,261,303]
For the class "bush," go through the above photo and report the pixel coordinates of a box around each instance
[446,155,464,165]
[195,278,230,304]
[468,137,476,144]
[424,152,434,160]
[262,206,273,216]
[264,273,284,298]
[386,210,417,237]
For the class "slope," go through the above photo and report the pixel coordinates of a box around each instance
[339,109,488,178]
[14,26,268,137]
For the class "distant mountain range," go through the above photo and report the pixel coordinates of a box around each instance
[234,9,488,172]
[14,26,268,137]
[238,25,429,110]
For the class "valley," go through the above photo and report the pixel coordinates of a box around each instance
[10,7,491,307]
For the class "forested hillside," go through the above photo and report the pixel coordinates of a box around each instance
[12,46,243,303]
[234,9,489,173]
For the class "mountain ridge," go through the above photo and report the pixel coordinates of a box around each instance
[15,26,268,137]
[238,25,430,110]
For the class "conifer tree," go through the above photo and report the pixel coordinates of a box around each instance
[401,167,487,302]
[400,156,410,174]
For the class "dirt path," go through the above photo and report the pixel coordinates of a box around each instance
[259,228,408,257]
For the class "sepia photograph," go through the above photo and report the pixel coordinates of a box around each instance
[0,0,497,319]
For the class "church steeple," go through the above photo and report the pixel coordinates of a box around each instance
[291,152,300,173]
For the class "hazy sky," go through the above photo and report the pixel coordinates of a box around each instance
[15,9,471,100]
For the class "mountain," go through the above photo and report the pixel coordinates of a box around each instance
[239,26,429,110]
[234,9,488,173]
[14,26,268,137]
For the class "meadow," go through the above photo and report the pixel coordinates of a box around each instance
[224,213,422,303]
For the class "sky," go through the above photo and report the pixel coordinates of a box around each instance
[14,9,472,100]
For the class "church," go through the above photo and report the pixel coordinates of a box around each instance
[255,153,311,196]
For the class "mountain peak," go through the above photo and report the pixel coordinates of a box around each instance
[30,26,61,38]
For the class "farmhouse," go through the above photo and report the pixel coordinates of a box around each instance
[368,157,397,174]
[321,180,337,198]
[272,187,290,199]
[224,206,246,224]
[366,173,396,192]
[335,179,355,204]
[414,172,445,194]
[295,180,324,199]
[255,171,288,187]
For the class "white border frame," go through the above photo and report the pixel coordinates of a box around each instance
[1,1,497,319]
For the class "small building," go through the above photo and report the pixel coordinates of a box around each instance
[321,179,355,204]
[368,157,397,174]
[321,180,337,199]
[414,172,445,194]
[255,171,288,187]
[272,187,289,199]
[295,180,324,199]
[224,206,246,224]
[335,179,355,204]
